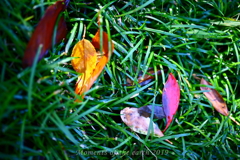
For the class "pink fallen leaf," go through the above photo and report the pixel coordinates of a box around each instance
[162,73,180,132]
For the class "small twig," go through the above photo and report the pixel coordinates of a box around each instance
[230,116,240,125]
[192,74,201,81]
[83,25,86,39]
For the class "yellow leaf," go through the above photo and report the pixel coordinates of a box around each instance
[71,39,97,96]
[71,39,97,75]
[71,29,114,101]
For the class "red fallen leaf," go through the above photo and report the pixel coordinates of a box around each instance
[23,0,70,67]
[56,16,68,44]
[200,78,229,116]
[162,73,180,132]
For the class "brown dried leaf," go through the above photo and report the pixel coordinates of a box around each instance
[200,78,229,116]
[23,0,69,67]
[124,69,162,86]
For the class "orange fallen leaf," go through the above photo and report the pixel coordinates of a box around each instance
[82,56,109,92]
[71,29,114,100]
[71,39,97,74]
[71,39,97,96]
[200,78,229,116]
[92,29,114,56]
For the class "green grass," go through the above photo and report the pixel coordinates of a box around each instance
[0,0,240,159]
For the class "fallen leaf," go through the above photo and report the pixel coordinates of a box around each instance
[71,39,97,74]
[123,69,162,86]
[138,70,161,85]
[138,105,165,120]
[72,29,114,100]
[200,78,229,116]
[120,107,172,144]
[162,73,180,132]
[193,75,239,125]
[82,56,108,92]
[92,29,114,56]
[23,0,69,67]
[71,39,97,96]
[91,29,114,69]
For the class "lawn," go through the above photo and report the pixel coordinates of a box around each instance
[0,0,240,159]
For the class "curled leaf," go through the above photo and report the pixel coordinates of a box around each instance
[138,70,162,85]
[121,107,172,144]
[91,29,114,73]
[200,78,229,116]
[23,0,69,67]
[92,29,114,56]
[162,73,180,132]
[138,105,165,120]
[124,69,162,86]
